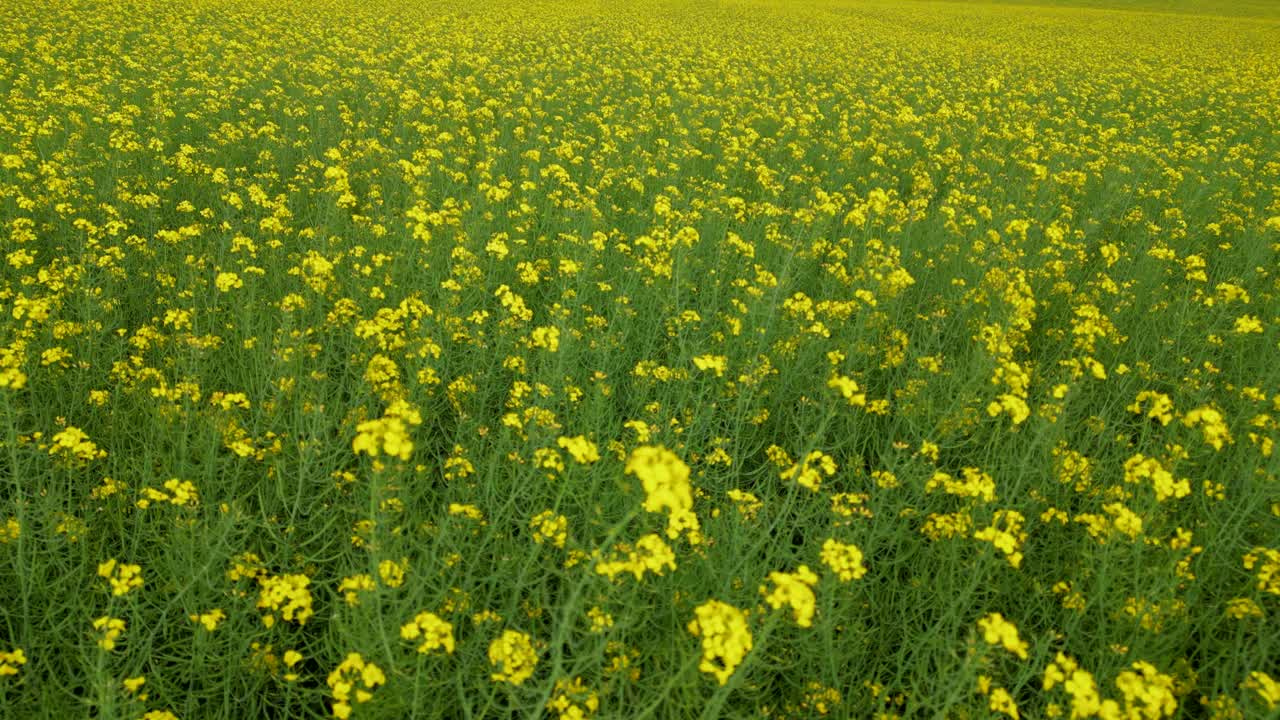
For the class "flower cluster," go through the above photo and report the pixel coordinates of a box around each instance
[687,600,753,685]
[48,427,106,462]
[400,611,455,655]
[780,450,837,493]
[625,446,700,542]
[761,565,820,627]
[977,613,1028,660]
[0,648,26,677]
[352,400,422,461]
[327,653,385,719]
[820,539,868,582]
[488,630,538,686]
[257,574,315,627]
[531,510,569,548]
[547,676,600,720]
[92,617,126,651]
[97,559,144,596]
[594,534,677,582]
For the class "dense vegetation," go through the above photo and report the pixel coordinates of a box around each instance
[1,0,1278,717]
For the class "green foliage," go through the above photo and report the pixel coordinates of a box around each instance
[1,0,1278,718]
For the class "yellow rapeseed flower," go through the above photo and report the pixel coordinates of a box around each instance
[688,600,752,685]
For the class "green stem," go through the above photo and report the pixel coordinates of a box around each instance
[2,397,31,646]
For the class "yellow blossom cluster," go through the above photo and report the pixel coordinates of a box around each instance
[0,648,26,676]
[820,538,868,582]
[687,600,753,686]
[257,574,314,627]
[625,446,700,542]
[93,617,126,651]
[531,510,569,548]
[761,565,820,627]
[400,611,455,655]
[780,450,838,493]
[97,559,144,596]
[137,479,199,509]
[352,399,422,461]
[977,613,1029,660]
[488,630,538,686]
[48,427,106,463]
[594,534,677,582]
[547,676,600,720]
[326,653,385,720]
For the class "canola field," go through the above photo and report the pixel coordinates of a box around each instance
[2,0,1279,717]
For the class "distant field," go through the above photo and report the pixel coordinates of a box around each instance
[1,0,1278,718]
[916,0,1280,18]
